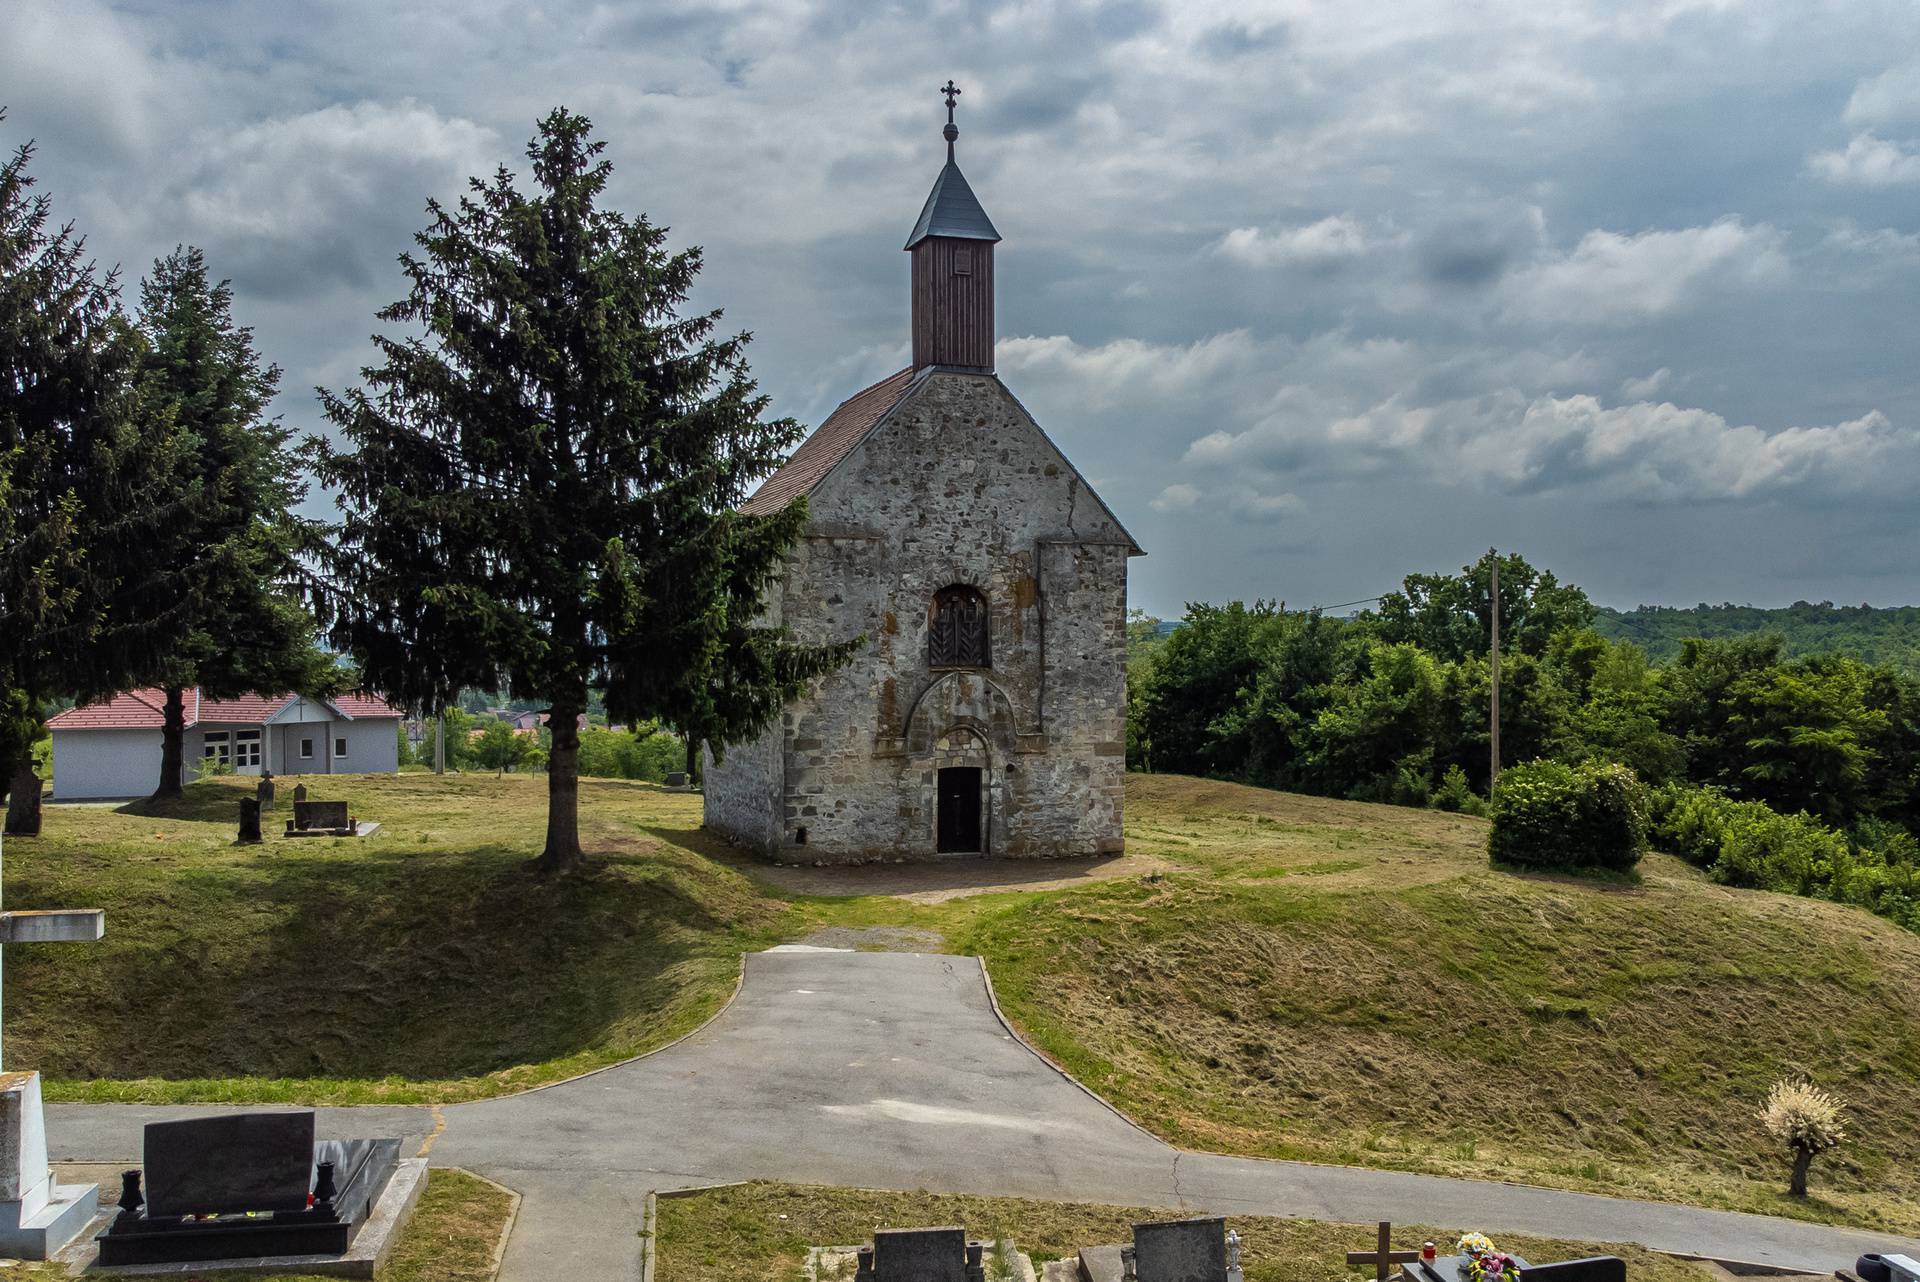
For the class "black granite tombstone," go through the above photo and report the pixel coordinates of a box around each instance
[237,797,263,844]
[873,1227,969,1282]
[95,1111,402,1265]
[1522,1258,1626,1282]
[293,782,308,802]
[287,798,354,837]
[1133,1217,1228,1282]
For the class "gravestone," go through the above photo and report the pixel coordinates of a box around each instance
[1134,1217,1227,1282]
[97,1110,406,1265]
[0,1072,97,1258]
[257,772,275,811]
[144,1112,314,1215]
[873,1226,969,1282]
[1517,1259,1626,1282]
[237,797,263,844]
[287,798,354,837]
[293,783,308,803]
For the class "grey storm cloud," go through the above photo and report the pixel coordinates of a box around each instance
[5,0,1919,615]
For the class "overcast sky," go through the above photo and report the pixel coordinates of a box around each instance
[8,0,1920,617]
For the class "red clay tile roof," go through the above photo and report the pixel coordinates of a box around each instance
[330,693,405,719]
[739,368,918,516]
[48,688,402,730]
[46,689,173,730]
[198,692,297,723]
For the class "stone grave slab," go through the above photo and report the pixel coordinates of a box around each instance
[874,1226,968,1282]
[1133,1217,1227,1282]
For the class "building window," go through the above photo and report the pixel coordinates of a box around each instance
[953,246,972,276]
[234,729,261,768]
[334,736,349,759]
[202,731,230,764]
[928,584,990,668]
[300,738,314,759]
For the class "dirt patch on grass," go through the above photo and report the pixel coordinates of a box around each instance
[726,850,1174,903]
[795,925,947,952]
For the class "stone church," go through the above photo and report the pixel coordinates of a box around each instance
[703,90,1142,862]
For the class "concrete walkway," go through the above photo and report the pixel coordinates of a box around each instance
[49,949,1920,1280]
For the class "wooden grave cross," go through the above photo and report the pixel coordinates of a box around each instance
[0,849,104,1072]
[1348,1222,1424,1282]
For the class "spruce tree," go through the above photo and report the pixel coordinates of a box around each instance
[133,247,333,799]
[314,109,854,873]
[0,119,182,834]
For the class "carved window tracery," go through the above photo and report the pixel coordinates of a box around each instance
[929,585,991,668]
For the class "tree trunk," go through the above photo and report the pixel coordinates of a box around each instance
[537,705,584,874]
[685,735,697,782]
[152,686,186,800]
[4,760,43,837]
[1788,1146,1814,1197]
[433,711,446,775]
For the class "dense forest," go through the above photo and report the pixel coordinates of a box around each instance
[1594,602,1920,671]
[1130,552,1920,928]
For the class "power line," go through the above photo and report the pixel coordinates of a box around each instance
[1311,594,1387,612]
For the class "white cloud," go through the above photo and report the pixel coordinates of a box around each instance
[1822,223,1920,264]
[1619,368,1671,399]
[1213,216,1383,267]
[1503,218,1788,323]
[1151,483,1202,512]
[153,101,500,296]
[1187,389,1913,502]
[1845,63,1920,128]
[1808,133,1920,187]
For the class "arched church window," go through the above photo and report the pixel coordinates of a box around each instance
[929,585,991,668]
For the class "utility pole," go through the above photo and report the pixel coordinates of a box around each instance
[1489,553,1502,791]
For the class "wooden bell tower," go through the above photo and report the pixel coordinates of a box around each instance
[906,80,1001,372]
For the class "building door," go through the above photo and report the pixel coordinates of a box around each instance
[936,766,983,854]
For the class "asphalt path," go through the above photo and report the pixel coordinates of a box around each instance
[49,948,1920,1281]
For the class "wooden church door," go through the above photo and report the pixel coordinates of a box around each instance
[936,766,983,853]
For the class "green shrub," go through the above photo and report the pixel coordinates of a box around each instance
[1430,764,1487,816]
[1488,758,1649,873]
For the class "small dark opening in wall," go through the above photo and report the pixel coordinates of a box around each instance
[795,826,809,846]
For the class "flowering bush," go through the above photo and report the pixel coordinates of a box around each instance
[1488,759,1649,873]
[1760,1078,1847,1196]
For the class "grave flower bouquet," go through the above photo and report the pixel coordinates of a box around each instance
[1456,1234,1521,1282]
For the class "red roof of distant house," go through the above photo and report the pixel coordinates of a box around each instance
[740,368,918,516]
[47,688,403,731]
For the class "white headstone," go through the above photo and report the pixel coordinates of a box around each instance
[0,1071,97,1257]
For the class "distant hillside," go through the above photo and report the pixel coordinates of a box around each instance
[1595,602,1920,669]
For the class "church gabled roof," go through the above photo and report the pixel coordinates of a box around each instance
[903,161,1002,250]
[739,368,919,516]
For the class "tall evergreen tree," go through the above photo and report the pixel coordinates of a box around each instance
[133,247,333,799]
[0,118,182,834]
[314,109,854,873]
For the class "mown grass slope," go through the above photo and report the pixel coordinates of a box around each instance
[10,770,1919,1233]
[654,1181,1709,1282]
[959,775,1920,1232]
[11,773,792,1102]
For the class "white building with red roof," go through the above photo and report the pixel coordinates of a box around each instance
[45,689,404,799]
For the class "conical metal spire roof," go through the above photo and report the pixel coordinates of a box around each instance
[903,161,1001,248]
[904,79,1001,250]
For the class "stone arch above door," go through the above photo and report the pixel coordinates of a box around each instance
[877,670,1045,758]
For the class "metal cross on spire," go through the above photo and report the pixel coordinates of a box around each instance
[940,79,961,160]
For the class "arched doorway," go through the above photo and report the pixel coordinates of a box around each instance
[933,727,990,856]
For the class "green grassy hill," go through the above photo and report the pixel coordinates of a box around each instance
[11,771,1919,1233]
[1595,601,1920,668]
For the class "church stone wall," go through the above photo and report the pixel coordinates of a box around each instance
[704,369,1133,864]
